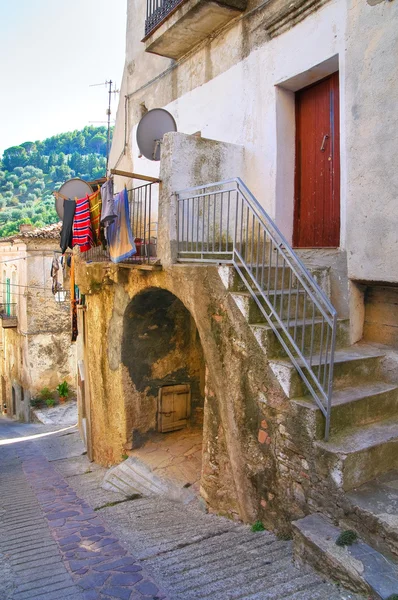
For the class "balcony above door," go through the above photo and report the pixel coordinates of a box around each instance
[143,0,248,60]
[0,304,17,328]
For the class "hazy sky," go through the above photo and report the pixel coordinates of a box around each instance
[0,0,127,155]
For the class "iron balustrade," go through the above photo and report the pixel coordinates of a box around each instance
[176,178,337,439]
[81,183,158,265]
[145,0,185,36]
[0,303,17,318]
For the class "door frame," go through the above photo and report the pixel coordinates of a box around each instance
[293,71,340,248]
[275,55,343,248]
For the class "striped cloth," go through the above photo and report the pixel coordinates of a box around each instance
[88,190,102,246]
[72,196,93,252]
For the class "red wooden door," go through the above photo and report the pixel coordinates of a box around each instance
[294,72,340,247]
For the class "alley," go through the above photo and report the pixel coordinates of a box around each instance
[0,418,363,600]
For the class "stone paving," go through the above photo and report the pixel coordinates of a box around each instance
[131,428,203,493]
[0,420,167,600]
[0,419,366,600]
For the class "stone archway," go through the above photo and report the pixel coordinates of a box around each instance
[120,287,205,495]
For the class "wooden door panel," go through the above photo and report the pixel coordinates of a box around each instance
[158,384,190,432]
[294,72,340,248]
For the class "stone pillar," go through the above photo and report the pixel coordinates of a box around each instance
[158,132,245,267]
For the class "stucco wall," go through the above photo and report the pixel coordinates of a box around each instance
[345,0,398,282]
[110,0,346,242]
[0,239,76,420]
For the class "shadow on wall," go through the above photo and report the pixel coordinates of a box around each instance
[121,287,205,446]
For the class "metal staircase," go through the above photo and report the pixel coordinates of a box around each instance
[176,178,337,439]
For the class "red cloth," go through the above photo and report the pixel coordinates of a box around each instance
[72,197,93,252]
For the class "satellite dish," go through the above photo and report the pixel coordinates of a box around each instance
[55,178,93,220]
[136,108,177,161]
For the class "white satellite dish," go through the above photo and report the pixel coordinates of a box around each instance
[55,178,93,219]
[136,108,177,161]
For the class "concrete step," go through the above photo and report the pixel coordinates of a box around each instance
[230,265,331,297]
[269,344,386,398]
[293,381,398,439]
[251,318,350,359]
[344,470,398,560]
[315,417,398,491]
[102,456,203,509]
[292,512,398,599]
[230,290,328,325]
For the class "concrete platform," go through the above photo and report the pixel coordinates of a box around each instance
[293,512,398,599]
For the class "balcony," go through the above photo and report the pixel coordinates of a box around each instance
[143,0,248,60]
[80,183,160,269]
[0,304,17,328]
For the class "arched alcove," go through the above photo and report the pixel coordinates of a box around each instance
[121,287,205,490]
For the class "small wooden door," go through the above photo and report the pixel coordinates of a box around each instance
[158,384,191,432]
[294,72,340,248]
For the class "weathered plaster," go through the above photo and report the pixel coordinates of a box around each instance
[345,0,398,281]
[0,239,76,421]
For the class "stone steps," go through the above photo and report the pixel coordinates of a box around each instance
[225,261,398,590]
[292,513,398,599]
[343,470,398,560]
[293,381,398,439]
[251,318,350,359]
[231,265,331,296]
[230,290,323,324]
[269,345,385,397]
[315,417,398,491]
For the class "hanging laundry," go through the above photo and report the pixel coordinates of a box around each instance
[50,256,61,295]
[88,190,102,245]
[72,196,93,252]
[70,256,78,342]
[100,179,117,226]
[60,199,76,253]
[106,188,136,263]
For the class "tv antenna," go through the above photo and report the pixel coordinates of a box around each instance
[136,108,177,161]
[89,80,119,171]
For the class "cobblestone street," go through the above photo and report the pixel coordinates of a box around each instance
[0,418,364,600]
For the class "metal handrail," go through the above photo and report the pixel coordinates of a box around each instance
[0,303,17,318]
[176,178,337,439]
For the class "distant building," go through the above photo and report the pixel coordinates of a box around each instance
[0,223,75,421]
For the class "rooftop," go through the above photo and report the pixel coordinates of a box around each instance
[0,222,62,243]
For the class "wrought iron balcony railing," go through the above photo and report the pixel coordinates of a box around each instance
[145,0,184,37]
[0,303,18,328]
[81,183,158,266]
[0,303,17,318]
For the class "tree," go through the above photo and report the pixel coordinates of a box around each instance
[2,146,28,170]
[87,133,107,154]
[20,142,36,155]
[3,181,14,192]
[6,174,19,185]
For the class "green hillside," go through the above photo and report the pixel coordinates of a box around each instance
[0,126,111,238]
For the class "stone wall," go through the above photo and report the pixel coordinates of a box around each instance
[0,240,76,421]
[77,256,341,529]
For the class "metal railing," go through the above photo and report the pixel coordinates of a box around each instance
[145,0,184,36]
[82,183,158,265]
[0,303,17,318]
[176,178,337,439]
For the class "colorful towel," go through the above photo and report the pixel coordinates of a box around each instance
[70,256,78,342]
[100,178,117,225]
[72,196,93,252]
[107,189,136,263]
[88,190,102,245]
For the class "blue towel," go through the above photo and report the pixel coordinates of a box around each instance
[107,189,136,263]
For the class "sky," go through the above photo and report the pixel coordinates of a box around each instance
[0,0,127,155]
